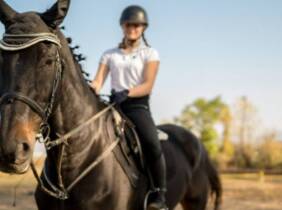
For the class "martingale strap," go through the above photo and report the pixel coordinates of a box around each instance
[0,33,61,51]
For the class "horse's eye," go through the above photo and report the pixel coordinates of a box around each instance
[45,59,53,65]
[44,42,52,48]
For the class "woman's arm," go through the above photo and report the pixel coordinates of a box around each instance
[128,61,160,97]
[90,63,109,94]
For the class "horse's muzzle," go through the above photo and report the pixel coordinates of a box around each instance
[0,161,30,174]
[0,141,32,174]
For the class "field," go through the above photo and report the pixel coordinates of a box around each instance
[0,170,281,210]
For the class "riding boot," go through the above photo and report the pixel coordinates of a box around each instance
[147,154,168,210]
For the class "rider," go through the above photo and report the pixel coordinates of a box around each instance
[90,5,168,210]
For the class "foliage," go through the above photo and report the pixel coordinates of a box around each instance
[232,96,259,145]
[230,132,282,170]
[256,133,282,169]
[175,96,226,158]
[232,143,258,168]
[174,96,282,170]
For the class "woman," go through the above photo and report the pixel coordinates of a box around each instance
[91,5,167,210]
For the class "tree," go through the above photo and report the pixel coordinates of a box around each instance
[175,96,226,157]
[256,131,282,169]
[231,96,260,168]
[220,106,233,154]
[217,105,235,168]
[232,96,259,145]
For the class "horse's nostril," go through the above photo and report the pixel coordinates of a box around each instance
[12,141,31,164]
[19,142,30,153]
[22,142,30,153]
[18,142,30,154]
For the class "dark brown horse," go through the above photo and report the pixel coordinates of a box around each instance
[0,1,222,210]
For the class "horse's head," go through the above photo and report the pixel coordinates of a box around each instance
[0,0,70,174]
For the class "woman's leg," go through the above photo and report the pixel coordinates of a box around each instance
[122,107,168,210]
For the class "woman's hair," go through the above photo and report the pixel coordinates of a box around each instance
[118,33,150,49]
[141,34,150,47]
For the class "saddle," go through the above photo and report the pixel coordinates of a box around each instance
[104,105,168,188]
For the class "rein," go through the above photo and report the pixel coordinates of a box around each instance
[0,32,121,200]
[31,103,119,200]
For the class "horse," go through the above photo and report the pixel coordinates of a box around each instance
[0,1,222,210]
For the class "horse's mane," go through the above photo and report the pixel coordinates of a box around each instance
[58,26,90,83]
[60,28,104,103]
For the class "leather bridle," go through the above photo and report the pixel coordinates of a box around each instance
[0,33,63,145]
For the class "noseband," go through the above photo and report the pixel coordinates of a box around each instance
[0,33,63,144]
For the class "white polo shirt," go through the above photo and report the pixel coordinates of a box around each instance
[99,42,160,92]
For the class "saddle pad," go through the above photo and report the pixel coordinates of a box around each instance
[111,108,169,141]
[157,129,169,141]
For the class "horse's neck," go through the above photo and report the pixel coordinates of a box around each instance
[49,41,106,167]
[53,63,99,136]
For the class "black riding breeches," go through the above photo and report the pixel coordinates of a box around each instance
[120,95,162,162]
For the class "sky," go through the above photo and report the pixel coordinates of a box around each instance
[0,0,281,135]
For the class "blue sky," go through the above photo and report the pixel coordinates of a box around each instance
[1,0,282,134]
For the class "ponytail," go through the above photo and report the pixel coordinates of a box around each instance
[118,33,151,49]
[142,33,150,47]
[118,37,126,49]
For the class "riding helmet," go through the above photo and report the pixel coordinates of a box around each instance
[120,5,148,26]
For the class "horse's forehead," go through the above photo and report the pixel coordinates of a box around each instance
[6,12,50,34]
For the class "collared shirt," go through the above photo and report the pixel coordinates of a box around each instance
[99,42,160,92]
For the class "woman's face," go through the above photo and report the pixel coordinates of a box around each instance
[122,22,145,41]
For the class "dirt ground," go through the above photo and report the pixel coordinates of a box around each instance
[0,171,281,210]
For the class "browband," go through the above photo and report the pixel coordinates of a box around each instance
[0,33,61,51]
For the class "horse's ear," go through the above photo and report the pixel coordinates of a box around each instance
[0,0,17,26]
[40,0,71,28]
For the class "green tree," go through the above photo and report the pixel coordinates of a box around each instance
[175,96,226,157]
[217,105,235,169]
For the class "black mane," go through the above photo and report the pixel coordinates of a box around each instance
[65,33,90,82]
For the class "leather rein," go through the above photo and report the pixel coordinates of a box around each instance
[0,32,120,200]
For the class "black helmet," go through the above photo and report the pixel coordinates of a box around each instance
[120,5,148,26]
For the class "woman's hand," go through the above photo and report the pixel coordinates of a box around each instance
[111,89,129,104]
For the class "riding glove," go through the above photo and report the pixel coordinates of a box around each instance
[111,89,129,104]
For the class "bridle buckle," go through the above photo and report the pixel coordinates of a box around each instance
[36,123,51,144]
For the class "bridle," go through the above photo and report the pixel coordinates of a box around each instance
[0,32,122,200]
[0,33,63,145]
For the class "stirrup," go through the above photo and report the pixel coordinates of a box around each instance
[145,188,168,210]
[153,188,167,193]
[147,202,168,210]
